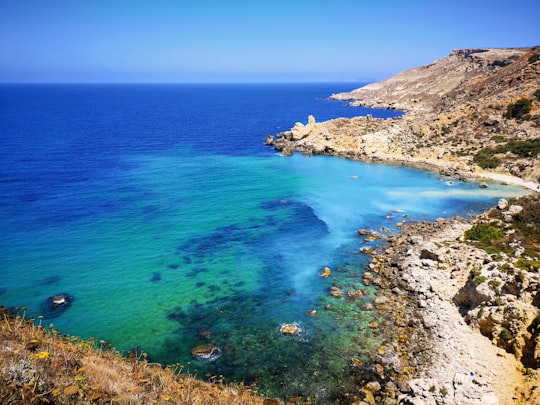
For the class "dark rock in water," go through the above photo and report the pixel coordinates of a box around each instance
[150,272,161,282]
[167,263,179,270]
[41,293,73,318]
[191,343,221,361]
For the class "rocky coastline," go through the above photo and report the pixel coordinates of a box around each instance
[266,47,540,404]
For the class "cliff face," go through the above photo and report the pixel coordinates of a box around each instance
[270,47,540,184]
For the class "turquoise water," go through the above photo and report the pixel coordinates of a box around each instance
[0,84,527,399]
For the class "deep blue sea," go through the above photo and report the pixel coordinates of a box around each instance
[0,83,526,398]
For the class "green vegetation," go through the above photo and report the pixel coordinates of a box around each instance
[473,139,540,169]
[499,328,513,342]
[490,135,506,143]
[473,275,487,287]
[488,280,501,288]
[465,224,505,244]
[477,306,485,318]
[500,263,514,274]
[473,149,501,169]
[504,98,531,120]
[534,89,540,101]
[515,258,540,272]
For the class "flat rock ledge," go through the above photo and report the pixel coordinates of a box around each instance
[361,218,539,405]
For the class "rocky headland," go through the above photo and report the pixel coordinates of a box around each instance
[267,47,540,404]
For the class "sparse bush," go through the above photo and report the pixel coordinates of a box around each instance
[473,148,501,169]
[465,223,505,244]
[534,89,540,101]
[474,275,487,286]
[490,135,505,143]
[515,258,540,272]
[502,139,540,158]
[477,306,485,318]
[499,328,513,342]
[504,98,532,120]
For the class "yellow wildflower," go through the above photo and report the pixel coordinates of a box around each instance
[29,350,49,360]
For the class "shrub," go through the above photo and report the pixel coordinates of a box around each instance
[501,139,540,157]
[504,98,532,120]
[473,275,487,286]
[473,148,501,169]
[499,328,513,341]
[515,258,540,272]
[477,306,485,318]
[534,89,540,101]
[465,223,505,244]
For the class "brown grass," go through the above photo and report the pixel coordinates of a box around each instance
[0,306,272,404]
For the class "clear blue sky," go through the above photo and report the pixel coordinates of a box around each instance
[1,0,539,83]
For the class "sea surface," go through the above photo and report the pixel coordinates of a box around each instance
[0,83,526,399]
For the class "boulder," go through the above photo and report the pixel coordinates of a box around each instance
[191,343,221,361]
[497,199,508,210]
[320,266,332,277]
[279,322,302,336]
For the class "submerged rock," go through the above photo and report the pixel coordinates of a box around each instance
[320,266,332,277]
[279,322,302,336]
[41,293,73,318]
[191,343,221,362]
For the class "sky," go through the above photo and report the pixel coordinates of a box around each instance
[1,0,539,83]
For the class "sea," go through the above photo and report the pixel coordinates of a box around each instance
[0,83,526,399]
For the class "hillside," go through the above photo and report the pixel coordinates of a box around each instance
[0,307,269,404]
[269,47,540,185]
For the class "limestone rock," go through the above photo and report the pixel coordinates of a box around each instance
[279,322,302,336]
[191,343,221,361]
[497,199,508,210]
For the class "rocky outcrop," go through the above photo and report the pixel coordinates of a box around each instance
[365,216,540,404]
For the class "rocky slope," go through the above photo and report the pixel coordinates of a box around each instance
[266,47,540,404]
[267,47,540,185]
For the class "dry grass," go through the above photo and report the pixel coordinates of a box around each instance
[0,306,272,404]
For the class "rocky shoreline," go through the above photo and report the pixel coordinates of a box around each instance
[265,47,540,404]
[357,211,539,404]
